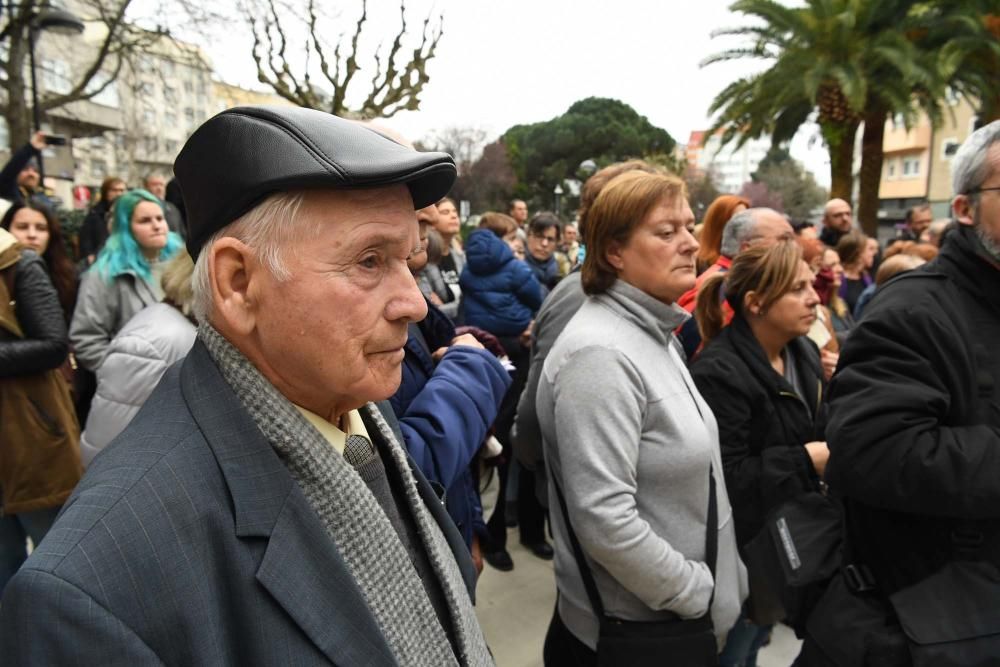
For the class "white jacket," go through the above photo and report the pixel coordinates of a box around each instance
[80,303,196,467]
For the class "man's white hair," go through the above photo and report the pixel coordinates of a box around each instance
[952,120,1000,198]
[190,191,308,324]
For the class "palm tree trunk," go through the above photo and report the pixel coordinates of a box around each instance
[824,120,859,202]
[857,107,887,237]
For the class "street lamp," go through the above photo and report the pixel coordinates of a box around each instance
[24,7,85,183]
[553,183,564,218]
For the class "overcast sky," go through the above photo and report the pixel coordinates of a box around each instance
[151,0,831,186]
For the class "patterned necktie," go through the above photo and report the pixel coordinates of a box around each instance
[344,433,377,469]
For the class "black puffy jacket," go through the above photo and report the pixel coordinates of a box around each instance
[825,223,1000,596]
[691,315,825,554]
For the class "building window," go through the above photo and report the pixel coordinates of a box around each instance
[184,108,195,126]
[144,137,159,154]
[86,72,120,108]
[93,81,120,108]
[41,59,72,95]
[90,136,105,148]
[92,159,107,179]
[164,86,177,103]
[165,111,178,127]
[902,157,921,177]
[184,80,194,94]
[165,139,179,155]
[887,161,896,178]
[0,117,8,149]
[143,109,157,125]
[942,139,960,160]
[138,82,154,96]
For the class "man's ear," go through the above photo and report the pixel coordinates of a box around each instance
[208,238,259,336]
[952,194,974,226]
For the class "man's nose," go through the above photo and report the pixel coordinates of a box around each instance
[388,263,428,323]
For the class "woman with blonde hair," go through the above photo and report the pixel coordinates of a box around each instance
[814,247,854,346]
[537,170,746,665]
[80,250,197,466]
[691,242,827,665]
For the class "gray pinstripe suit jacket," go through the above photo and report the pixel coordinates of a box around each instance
[0,340,478,666]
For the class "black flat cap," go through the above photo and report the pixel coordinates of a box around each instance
[174,105,456,259]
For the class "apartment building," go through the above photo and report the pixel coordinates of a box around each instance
[0,1,287,208]
[878,96,980,222]
[686,129,770,195]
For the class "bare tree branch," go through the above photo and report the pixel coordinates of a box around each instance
[242,0,443,119]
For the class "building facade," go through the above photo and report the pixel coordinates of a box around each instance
[878,96,980,223]
[686,129,770,195]
[0,1,288,209]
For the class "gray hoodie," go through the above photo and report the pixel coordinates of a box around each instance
[536,279,747,650]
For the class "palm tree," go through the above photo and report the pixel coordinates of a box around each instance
[703,0,962,234]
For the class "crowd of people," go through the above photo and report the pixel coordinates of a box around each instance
[0,106,997,667]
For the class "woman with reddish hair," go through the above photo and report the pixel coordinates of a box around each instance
[697,194,750,274]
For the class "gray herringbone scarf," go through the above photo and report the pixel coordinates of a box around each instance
[200,324,493,667]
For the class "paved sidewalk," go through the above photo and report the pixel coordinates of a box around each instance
[475,530,802,666]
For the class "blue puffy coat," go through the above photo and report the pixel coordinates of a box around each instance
[460,230,543,337]
[389,300,511,548]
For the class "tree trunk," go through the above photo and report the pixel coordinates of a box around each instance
[3,29,32,150]
[824,119,859,202]
[857,107,887,237]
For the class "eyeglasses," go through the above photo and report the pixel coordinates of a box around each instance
[531,234,558,245]
[965,186,1000,195]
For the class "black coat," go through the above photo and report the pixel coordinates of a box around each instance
[78,200,112,261]
[691,315,824,554]
[825,223,1000,596]
[0,249,69,377]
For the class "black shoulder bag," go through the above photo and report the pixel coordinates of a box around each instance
[551,469,718,667]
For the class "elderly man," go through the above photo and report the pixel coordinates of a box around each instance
[677,207,794,359]
[819,197,853,247]
[0,107,493,666]
[802,121,1000,665]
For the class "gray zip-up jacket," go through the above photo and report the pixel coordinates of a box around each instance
[70,269,160,372]
[537,279,747,650]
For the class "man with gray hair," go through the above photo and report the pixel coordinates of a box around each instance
[678,207,794,358]
[143,171,185,238]
[803,120,1000,664]
[0,107,494,666]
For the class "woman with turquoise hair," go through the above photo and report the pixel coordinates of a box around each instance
[70,189,182,372]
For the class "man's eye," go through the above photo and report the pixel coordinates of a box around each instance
[360,255,380,269]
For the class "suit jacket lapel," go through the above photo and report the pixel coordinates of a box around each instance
[180,340,395,666]
[361,402,478,601]
[258,490,397,667]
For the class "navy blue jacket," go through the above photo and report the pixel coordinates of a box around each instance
[459,230,543,337]
[390,301,511,547]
